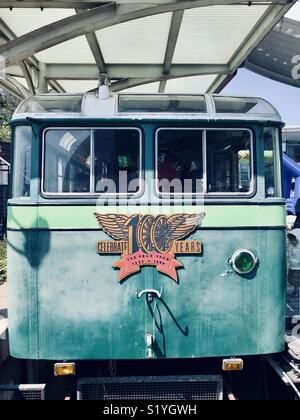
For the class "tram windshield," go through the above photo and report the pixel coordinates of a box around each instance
[156,129,252,195]
[12,126,32,198]
[43,128,141,195]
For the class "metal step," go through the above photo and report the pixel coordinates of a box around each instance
[0,384,46,400]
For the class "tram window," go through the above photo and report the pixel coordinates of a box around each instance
[207,130,252,194]
[284,131,300,164]
[12,126,32,198]
[263,127,281,198]
[94,129,141,195]
[119,95,207,114]
[44,129,91,194]
[156,129,203,195]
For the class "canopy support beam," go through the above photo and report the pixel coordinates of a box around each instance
[0,1,292,67]
[33,63,229,79]
[75,9,106,74]
[0,0,289,8]
[159,10,184,93]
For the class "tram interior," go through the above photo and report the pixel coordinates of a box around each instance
[157,129,251,194]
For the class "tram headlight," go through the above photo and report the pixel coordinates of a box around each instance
[229,249,258,275]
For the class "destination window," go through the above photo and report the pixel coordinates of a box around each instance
[206,130,252,194]
[263,127,281,198]
[12,126,32,198]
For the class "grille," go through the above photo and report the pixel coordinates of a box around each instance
[78,375,223,401]
[0,384,46,400]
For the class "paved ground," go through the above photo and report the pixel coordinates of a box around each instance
[0,283,7,311]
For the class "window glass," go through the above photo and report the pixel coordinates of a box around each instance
[17,95,83,114]
[284,130,300,164]
[12,126,32,198]
[94,129,141,195]
[119,95,207,113]
[44,129,91,193]
[207,130,252,193]
[43,128,141,195]
[213,96,277,115]
[156,129,203,195]
[263,127,281,198]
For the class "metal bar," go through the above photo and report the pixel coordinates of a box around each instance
[158,80,167,93]
[45,63,230,80]
[0,1,111,7]
[159,10,184,93]
[75,9,106,74]
[111,65,229,91]
[0,0,291,7]
[0,1,294,67]
[0,78,26,99]
[90,130,95,194]
[38,62,48,93]
[0,17,40,72]
[48,80,66,93]
[19,61,36,95]
[85,33,106,74]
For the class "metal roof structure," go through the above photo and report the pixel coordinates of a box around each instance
[246,1,300,88]
[0,1,296,99]
[12,93,282,122]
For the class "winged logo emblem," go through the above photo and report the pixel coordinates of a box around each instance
[94,213,204,282]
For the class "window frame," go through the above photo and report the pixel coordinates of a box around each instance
[11,125,33,199]
[263,126,282,199]
[41,126,143,198]
[155,127,255,198]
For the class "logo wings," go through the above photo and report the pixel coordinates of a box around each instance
[94,213,131,241]
[94,213,205,250]
[166,214,204,241]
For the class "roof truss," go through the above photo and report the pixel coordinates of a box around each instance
[0,0,295,98]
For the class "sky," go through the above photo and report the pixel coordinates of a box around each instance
[223,68,300,127]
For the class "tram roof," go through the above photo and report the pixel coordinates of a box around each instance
[0,1,295,99]
[12,92,282,122]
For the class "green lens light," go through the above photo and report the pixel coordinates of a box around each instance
[230,249,257,275]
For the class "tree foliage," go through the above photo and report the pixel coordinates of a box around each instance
[0,241,6,285]
[0,93,19,143]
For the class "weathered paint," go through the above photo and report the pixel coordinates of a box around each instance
[7,118,286,360]
[7,226,286,360]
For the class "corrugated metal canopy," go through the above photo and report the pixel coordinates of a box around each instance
[246,2,300,88]
[0,1,295,99]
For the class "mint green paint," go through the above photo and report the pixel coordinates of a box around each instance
[7,119,286,361]
[7,227,286,360]
[7,204,286,230]
[8,205,38,229]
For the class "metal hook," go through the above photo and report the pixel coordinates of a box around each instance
[137,287,163,303]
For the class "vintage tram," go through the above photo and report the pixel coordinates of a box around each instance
[7,93,286,370]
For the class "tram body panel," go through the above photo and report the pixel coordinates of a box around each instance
[7,93,286,361]
[7,205,286,360]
